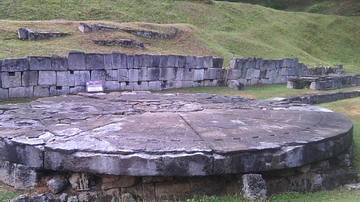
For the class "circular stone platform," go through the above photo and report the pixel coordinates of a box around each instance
[0,92,353,176]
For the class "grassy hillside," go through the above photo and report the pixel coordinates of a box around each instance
[0,0,360,73]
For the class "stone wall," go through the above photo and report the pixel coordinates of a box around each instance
[287,74,360,90]
[227,57,343,86]
[0,51,225,99]
[287,89,360,105]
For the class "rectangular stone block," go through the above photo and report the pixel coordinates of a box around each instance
[139,67,148,81]
[104,81,120,91]
[196,57,204,69]
[1,72,22,88]
[167,55,177,68]
[112,52,127,69]
[38,71,56,85]
[51,55,68,71]
[91,70,106,81]
[204,56,213,68]
[9,86,33,98]
[69,86,86,94]
[118,69,129,82]
[178,56,186,68]
[148,81,161,91]
[213,57,223,68]
[105,69,118,81]
[203,79,218,87]
[205,68,225,80]
[0,159,15,187]
[183,69,194,81]
[148,68,161,81]
[34,86,50,97]
[129,69,139,82]
[127,54,134,69]
[133,81,149,91]
[67,51,86,70]
[57,71,75,86]
[74,71,90,86]
[137,54,151,67]
[175,68,184,81]
[151,55,167,68]
[104,53,113,69]
[50,85,69,96]
[161,68,175,81]
[2,58,29,72]
[86,53,104,70]
[193,69,204,81]
[22,71,38,86]
[186,56,197,68]
[28,56,52,70]
[181,81,196,88]
[0,88,9,99]
[133,54,144,68]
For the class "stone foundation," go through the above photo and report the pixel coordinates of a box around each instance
[287,74,360,90]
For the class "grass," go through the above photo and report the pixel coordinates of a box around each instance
[1,1,360,72]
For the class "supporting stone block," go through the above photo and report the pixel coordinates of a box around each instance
[104,53,113,69]
[196,56,204,69]
[241,174,267,201]
[91,70,106,81]
[69,86,86,94]
[14,164,39,190]
[213,57,223,68]
[205,68,225,80]
[139,67,148,81]
[51,55,68,71]
[151,54,167,68]
[160,68,175,81]
[185,56,197,68]
[22,71,38,86]
[183,69,194,81]
[127,54,134,69]
[57,71,75,86]
[148,81,161,91]
[129,69,139,82]
[203,79,218,87]
[1,71,22,88]
[38,71,56,85]
[133,81,149,91]
[148,68,161,81]
[9,86,33,98]
[104,81,120,91]
[67,51,86,70]
[2,58,29,72]
[175,68,184,81]
[118,69,129,82]
[166,55,178,68]
[28,56,52,70]
[112,52,127,69]
[0,88,9,99]
[34,86,50,97]
[86,53,104,70]
[105,70,118,81]
[50,85,70,96]
[203,56,213,68]
[193,69,204,81]
[74,71,90,86]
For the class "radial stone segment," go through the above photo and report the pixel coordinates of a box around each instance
[0,92,353,177]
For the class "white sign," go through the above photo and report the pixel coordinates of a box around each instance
[86,80,103,92]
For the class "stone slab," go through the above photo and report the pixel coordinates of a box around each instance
[0,92,353,177]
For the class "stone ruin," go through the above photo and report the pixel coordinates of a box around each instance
[17,28,71,40]
[0,91,358,201]
[287,74,360,90]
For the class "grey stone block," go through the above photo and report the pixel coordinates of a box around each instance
[181,81,196,88]
[22,71,38,86]
[127,54,134,69]
[118,69,129,82]
[204,79,218,87]
[175,68,184,81]
[204,56,213,68]
[167,55,178,68]
[148,68,161,81]
[160,80,175,90]
[112,52,127,69]
[67,51,86,70]
[148,81,161,91]
[34,86,50,97]
[86,53,104,70]
[57,71,75,86]
[69,86,86,94]
[178,56,186,68]
[91,70,106,81]
[213,57,223,68]
[105,69,118,81]
[186,56,197,68]
[51,55,68,71]
[104,53,113,69]
[133,54,145,68]
[133,81,149,91]
[139,67,148,81]
[229,57,239,69]
[9,86,33,98]
[50,85,70,96]
[205,68,224,80]
[0,88,9,99]
[74,71,90,86]
[38,71,56,85]
[14,164,39,190]
[196,56,204,69]
[241,174,267,201]
[28,56,52,70]
[129,69,139,82]
[151,54,167,68]
[229,80,244,90]
[2,58,29,72]
[160,68,175,81]
[193,69,204,81]
[104,81,120,91]
[1,72,22,88]
[183,68,194,81]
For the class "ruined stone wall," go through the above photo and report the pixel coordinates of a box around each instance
[287,74,360,90]
[0,51,225,99]
[227,57,343,86]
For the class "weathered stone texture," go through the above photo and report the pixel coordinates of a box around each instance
[1,72,22,88]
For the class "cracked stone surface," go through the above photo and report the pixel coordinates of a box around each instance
[0,91,353,176]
